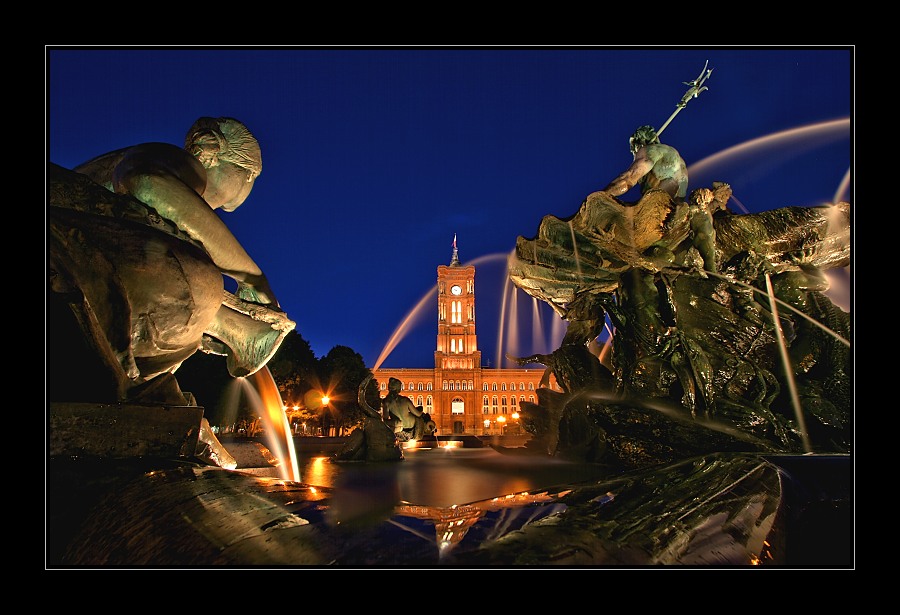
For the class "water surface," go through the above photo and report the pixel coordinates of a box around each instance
[299,446,608,508]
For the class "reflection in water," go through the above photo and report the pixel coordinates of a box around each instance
[303,456,335,487]
[395,490,570,555]
[295,446,597,555]
[299,447,607,508]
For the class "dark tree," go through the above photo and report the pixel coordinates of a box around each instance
[319,345,373,433]
[267,330,319,407]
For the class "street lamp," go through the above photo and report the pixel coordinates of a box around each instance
[321,395,331,436]
[497,414,506,435]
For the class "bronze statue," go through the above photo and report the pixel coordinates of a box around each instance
[381,377,435,441]
[48,117,294,406]
[506,65,850,468]
[604,124,689,200]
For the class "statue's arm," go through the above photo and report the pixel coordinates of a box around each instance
[111,146,279,307]
[604,155,654,197]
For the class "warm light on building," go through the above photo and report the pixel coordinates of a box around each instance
[371,237,560,437]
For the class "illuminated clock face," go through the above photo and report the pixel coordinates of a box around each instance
[450,284,462,295]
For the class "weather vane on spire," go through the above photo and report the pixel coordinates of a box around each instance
[450,233,460,265]
[656,60,713,139]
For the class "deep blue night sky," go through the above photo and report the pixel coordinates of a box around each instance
[47,46,853,369]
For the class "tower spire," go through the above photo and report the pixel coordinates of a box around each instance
[450,233,460,266]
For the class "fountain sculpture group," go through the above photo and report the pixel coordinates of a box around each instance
[506,181,851,470]
[47,109,852,567]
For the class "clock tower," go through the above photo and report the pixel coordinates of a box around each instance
[370,234,557,437]
[434,235,481,433]
[436,234,480,370]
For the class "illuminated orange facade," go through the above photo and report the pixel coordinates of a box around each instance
[372,236,558,436]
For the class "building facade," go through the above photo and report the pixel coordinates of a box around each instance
[372,237,558,436]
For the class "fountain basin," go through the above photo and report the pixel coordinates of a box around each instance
[46,450,851,567]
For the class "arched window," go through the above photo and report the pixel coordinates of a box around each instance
[417,382,423,391]
[482,382,489,391]
[492,382,498,391]
[501,382,507,391]
[528,395,535,403]
[468,380,474,390]
[482,396,489,413]
[427,382,433,391]
[528,382,534,391]
[491,395,498,414]
[511,397,518,408]
[426,396,433,408]
[519,382,525,391]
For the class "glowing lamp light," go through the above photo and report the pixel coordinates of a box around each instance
[321,395,330,405]
[497,415,506,424]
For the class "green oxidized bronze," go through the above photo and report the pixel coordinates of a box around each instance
[507,176,851,470]
[48,118,295,408]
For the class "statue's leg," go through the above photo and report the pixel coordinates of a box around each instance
[49,212,138,402]
[48,208,223,405]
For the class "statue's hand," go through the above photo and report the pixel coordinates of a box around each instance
[236,276,280,309]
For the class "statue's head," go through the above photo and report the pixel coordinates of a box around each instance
[185,118,262,211]
[629,125,659,155]
[388,377,402,393]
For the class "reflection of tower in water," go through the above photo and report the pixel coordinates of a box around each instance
[394,489,569,555]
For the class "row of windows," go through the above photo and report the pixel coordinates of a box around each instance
[444,380,472,390]
[369,392,539,413]
[483,382,535,391]
[382,395,536,411]
[438,301,474,323]
[482,395,531,404]
[379,380,540,392]
[482,395,535,412]
[380,381,435,391]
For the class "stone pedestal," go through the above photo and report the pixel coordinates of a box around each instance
[49,402,204,459]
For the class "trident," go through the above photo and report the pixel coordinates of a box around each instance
[655,60,713,139]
